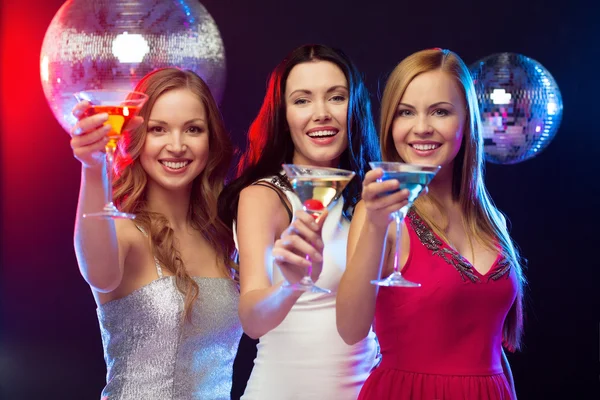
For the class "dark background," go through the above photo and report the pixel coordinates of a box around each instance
[1,0,599,399]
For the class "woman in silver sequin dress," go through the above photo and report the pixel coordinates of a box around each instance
[69,68,243,400]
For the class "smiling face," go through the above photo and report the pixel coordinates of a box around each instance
[139,88,210,194]
[284,60,349,168]
[391,69,467,170]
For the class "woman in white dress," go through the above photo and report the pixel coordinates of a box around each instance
[219,44,381,399]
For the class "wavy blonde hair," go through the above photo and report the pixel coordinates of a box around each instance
[113,68,236,322]
[380,49,526,351]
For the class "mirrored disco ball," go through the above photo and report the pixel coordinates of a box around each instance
[469,53,563,164]
[40,0,226,133]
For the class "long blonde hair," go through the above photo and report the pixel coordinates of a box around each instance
[113,68,236,322]
[380,49,526,351]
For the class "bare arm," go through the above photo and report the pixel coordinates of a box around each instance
[237,185,325,339]
[336,169,411,345]
[70,103,141,294]
[501,348,517,399]
[336,201,388,344]
[74,166,128,293]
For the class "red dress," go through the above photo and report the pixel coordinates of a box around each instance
[358,211,517,400]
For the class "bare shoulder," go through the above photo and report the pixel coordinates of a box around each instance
[238,184,290,231]
[237,183,291,292]
[240,183,284,202]
[239,183,290,213]
[114,218,147,251]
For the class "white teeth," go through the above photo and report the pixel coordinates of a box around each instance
[161,161,189,169]
[307,130,337,138]
[412,143,439,151]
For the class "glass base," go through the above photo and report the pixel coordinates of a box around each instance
[83,204,135,220]
[370,271,421,287]
[283,277,331,294]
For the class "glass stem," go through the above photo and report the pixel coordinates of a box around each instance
[105,144,116,208]
[303,210,322,283]
[393,209,409,274]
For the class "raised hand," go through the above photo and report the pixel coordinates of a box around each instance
[361,168,411,229]
[69,101,143,168]
[272,209,328,286]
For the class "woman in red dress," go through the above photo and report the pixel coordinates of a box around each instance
[336,48,526,400]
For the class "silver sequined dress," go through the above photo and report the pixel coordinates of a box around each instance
[96,261,242,399]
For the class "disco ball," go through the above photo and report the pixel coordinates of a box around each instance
[40,0,226,133]
[469,53,563,164]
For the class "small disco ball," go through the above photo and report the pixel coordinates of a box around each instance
[469,53,563,164]
[40,0,226,133]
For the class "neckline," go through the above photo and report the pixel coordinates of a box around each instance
[97,276,235,309]
[408,210,503,279]
[434,230,501,277]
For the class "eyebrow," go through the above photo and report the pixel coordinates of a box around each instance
[288,85,348,98]
[398,101,454,109]
[148,118,206,125]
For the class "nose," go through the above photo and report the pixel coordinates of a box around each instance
[413,114,433,136]
[313,100,332,122]
[166,131,187,154]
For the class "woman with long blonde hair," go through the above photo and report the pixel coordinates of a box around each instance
[69,68,242,399]
[337,49,525,399]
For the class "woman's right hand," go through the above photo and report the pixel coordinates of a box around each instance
[69,101,143,169]
[70,101,111,169]
[361,168,411,229]
[272,209,327,287]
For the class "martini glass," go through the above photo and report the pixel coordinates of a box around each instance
[281,164,356,293]
[369,162,441,287]
[74,89,148,219]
